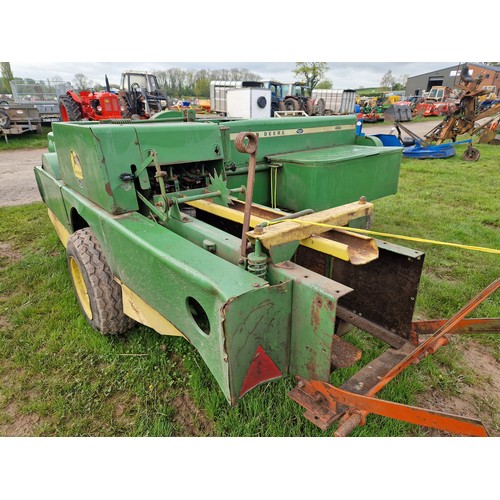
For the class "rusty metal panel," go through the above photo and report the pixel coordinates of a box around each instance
[330,334,363,369]
[330,239,424,341]
[268,262,353,382]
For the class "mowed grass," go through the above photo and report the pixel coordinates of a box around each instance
[0,142,499,437]
[0,126,51,151]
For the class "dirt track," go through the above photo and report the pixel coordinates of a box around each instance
[0,148,45,207]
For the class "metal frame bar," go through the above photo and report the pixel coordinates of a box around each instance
[289,278,499,436]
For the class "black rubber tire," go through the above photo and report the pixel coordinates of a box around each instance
[315,98,326,116]
[119,95,133,119]
[305,100,314,116]
[0,109,11,129]
[283,98,300,112]
[59,94,83,122]
[462,147,480,162]
[66,228,135,335]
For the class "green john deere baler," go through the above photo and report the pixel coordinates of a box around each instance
[38,111,485,436]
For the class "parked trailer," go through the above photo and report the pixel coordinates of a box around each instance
[0,102,42,141]
[311,89,357,115]
[10,80,70,123]
[210,81,263,115]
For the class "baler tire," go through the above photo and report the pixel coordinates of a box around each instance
[66,228,135,335]
[0,109,10,129]
[59,95,83,122]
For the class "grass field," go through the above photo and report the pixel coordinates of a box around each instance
[0,141,499,437]
[0,125,52,150]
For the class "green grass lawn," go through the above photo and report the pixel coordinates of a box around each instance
[0,125,51,150]
[0,142,499,437]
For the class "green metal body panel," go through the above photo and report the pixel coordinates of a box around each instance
[42,152,61,179]
[35,166,69,229]
[224,282,292,400]
[35,175,291,404]
[268,145,402,212]
[268,263,352,381]
[225,170,271,206]
[51,120,224,215]
[34,114,420,406]
[355,134,384,147]
[223,115,357,205]
[223,115,358,164]
[51,122,141,214]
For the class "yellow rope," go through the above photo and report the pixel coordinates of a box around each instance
[265,219,500,255]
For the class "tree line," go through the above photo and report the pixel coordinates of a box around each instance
[152,67,262,97]
[1,62,333,98]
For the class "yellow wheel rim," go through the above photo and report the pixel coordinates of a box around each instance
[69,256,93,320]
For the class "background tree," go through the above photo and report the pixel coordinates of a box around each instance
[152,67,262,98]
[380,69,395,90]
[315,78,333,89]
[72,73,94,91]
[392,83,405,91]
[293,62,329,91]
[1,62,14,94]
[194,78,210,97]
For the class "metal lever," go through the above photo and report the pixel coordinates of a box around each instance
[234,132,258,258]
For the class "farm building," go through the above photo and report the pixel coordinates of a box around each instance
[405,63,500,96]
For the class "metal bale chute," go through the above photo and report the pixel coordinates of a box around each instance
[34,110,499,436]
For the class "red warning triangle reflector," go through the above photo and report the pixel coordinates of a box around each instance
[239,345,282,398]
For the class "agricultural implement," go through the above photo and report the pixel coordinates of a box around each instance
[423,64,500,145]
[393,121,481,160]
[34,113,499,436]
[390,64,500,159]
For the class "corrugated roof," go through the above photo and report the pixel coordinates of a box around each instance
[409,62,500,79]
[469,62,500,72]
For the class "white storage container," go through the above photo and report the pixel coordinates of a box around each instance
[226,88,272,118]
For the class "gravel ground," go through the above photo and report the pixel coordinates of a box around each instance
[0,148,45,207]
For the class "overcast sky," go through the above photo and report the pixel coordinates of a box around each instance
[5,1,494,92]
[9,61,461,90]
